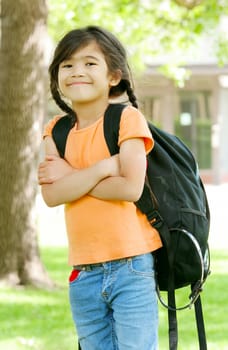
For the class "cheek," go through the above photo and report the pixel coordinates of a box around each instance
[57,73,66,94]
[57,73,63,88]
[58,67,68,84]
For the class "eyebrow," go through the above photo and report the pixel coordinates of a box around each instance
[65,54,100,62]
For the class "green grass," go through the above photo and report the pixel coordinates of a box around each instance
[0,248,227,350]
[158,250,228,349]
[0,247,77,350]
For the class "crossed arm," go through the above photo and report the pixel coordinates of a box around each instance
[38,136,147,207]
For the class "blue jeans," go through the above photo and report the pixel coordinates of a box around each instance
[69,253,158,350]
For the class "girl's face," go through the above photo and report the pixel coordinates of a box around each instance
[58,41,120,107]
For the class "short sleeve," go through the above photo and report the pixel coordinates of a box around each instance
[118,106,154,154]
[42,115,62,139]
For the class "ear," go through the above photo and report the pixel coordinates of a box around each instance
[109,69,122,87]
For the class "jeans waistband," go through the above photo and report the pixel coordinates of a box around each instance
[73,257,132,271]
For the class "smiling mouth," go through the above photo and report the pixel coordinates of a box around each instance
[68,82,91,86]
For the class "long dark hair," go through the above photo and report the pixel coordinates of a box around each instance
[49,25,138,124]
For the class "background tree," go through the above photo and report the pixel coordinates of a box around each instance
[0,0,53,287]
[48,0,228,84]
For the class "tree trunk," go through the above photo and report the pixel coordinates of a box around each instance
[0,0,54,288]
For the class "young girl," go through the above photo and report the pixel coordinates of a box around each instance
[38,25,162,350]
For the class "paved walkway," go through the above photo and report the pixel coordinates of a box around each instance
[205,183,228,250]
[37,184,228,250]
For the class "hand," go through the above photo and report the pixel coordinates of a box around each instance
[102,154,120,178]
[38,154,74,185]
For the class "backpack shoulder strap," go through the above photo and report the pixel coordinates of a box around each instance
[52,115,72,158]
[103,103,161,224]
[103,103,127,155]
[52,104,126,158]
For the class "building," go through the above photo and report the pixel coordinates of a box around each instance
[135,63,228,184]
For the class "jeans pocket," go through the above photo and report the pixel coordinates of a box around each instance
[128,253,154,277]
[69,269,81,283]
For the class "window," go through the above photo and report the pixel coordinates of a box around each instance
[175,91,212,169]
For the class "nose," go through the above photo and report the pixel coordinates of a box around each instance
[71,64,85,77]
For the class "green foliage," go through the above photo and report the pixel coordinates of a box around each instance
[48,0,228,71]
[216,34,228,66]
[0,247,227,349]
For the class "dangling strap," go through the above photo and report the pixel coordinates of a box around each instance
[166,228,178,350]
[194,294,207,350]
[168,290,178,350]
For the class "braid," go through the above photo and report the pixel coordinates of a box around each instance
[51,83,76,125]
[123,80,138,109]
[110,79,138,108]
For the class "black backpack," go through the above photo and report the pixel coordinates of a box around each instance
[52,103,210,350]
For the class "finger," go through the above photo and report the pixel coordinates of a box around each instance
[45,154,59,161]
[38,177,53,185]
[38,162,45,169]
[38,161,50,170]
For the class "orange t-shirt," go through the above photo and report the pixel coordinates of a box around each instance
[44,105,162,265]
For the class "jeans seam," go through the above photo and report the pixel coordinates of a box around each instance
[127,258,155,277]
[110,313,118,350]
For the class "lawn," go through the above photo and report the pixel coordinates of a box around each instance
[0,248,227,350]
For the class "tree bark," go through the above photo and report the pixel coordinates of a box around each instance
[0,0,54,288]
